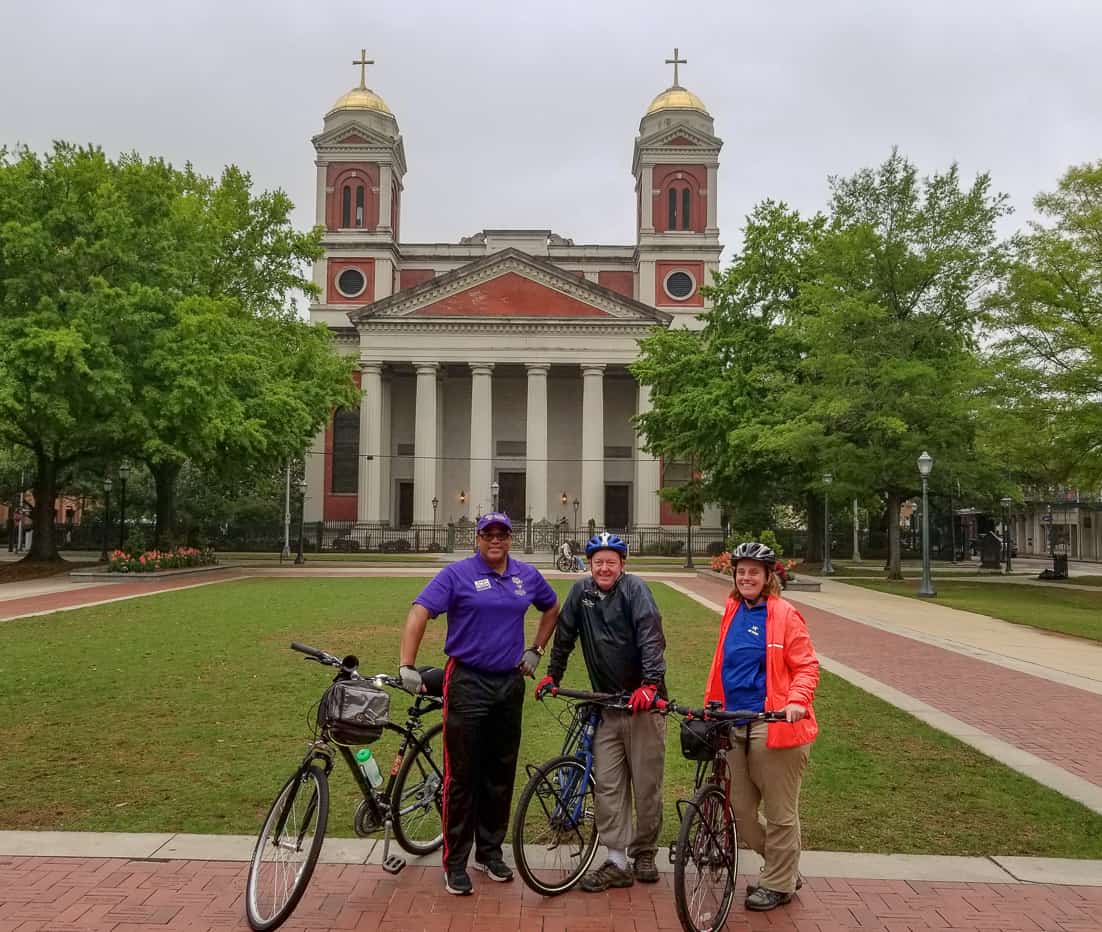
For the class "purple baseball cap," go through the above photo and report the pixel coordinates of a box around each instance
[477,512,512,533]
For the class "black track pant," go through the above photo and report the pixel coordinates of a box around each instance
[441,659,524,871]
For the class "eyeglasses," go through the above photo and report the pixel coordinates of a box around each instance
[479,532,511,542]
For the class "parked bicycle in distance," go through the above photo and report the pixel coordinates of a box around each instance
[511,684,633,895]
[244,642,445,932]
[660,699,787,932]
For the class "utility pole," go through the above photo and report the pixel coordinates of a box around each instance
[281,461,292,561]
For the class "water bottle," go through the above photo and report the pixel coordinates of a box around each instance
[356,747,383,789]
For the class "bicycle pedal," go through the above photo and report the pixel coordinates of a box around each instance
[381,854,406,875]
[667,843,677,864]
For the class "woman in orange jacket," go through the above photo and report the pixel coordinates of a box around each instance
[703,540,820,912]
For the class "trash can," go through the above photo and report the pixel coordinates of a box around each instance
[978,532,1003,569]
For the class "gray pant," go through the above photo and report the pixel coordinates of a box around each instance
[592,708,667,856]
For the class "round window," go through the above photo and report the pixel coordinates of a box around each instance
[336,268,367,298]
[664,270,695,301]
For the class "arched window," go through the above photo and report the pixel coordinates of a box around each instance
[331,408,360,493]
[341,186,352,227]
[666,184,693,231]
[668,188,678,230]
[355,186,365,227]
[681,188,691,230]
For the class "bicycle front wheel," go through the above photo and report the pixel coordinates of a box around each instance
[673,784,737,932]
[391,721,445,855]
[512,754,599,896]
[245,764,329,932]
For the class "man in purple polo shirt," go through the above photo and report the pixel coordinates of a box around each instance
[399,512,559,896]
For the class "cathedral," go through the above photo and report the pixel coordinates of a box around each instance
[304,51,725,542]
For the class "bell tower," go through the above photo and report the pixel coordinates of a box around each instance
[633,49,723,329]
[311,50,407,315]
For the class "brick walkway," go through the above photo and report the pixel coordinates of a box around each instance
[670,575,1102,789]
[2,856,1100,932]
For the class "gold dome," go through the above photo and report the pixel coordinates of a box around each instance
[326,86,392,117]
[645,85,709,116]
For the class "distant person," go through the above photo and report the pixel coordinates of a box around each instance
[399,512,559,896]
[537,531,667,891]
[703,541,819,912]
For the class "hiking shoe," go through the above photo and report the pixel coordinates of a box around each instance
[444,868,473,896]
[579,860,634,892]
[745,887,792,911]
[633,851,659,883]
[473,858,513,883]
[746,872,803,895]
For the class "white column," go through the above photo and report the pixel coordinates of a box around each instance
[413,364,438,524]
[581,365,605,529]
[381,376,394,524]
[640,165,654,233]
[706,164,719,233]
[357,363,384,522]
[379,164,393,233]
[315,163,327,227]
[525,364,550,522]
[469,364,494,519]
[633,382,661,526]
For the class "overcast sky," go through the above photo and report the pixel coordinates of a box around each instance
[3,0,1101,261]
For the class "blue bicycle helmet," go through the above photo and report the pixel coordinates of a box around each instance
[585,532,629,558]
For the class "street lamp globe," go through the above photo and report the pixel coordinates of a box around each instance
[917,451,933,477]
[1000,495,1011,508]
[822,472,832,485]
[119,460,131,481]
[103,477,113,494]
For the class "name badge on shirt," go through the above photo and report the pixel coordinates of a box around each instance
[474,578,491,591]
[747,624,761,638]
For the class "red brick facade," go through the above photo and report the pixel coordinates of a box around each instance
[327,258,375,305]
[325,162,379,231]
[652,163,707,234]
[655,260,705,307]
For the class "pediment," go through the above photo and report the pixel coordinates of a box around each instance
[312,121,400,150]
[349,250,670,326]
[637,122,722,151]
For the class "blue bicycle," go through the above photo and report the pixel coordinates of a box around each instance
[511,686,629,895]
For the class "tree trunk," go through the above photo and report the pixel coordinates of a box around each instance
[152,461,182,549]
[805,491,822,562]
[28,455,61,561]
[886,492,902,579]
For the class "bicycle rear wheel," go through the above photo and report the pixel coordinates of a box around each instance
[512,754,599,896]
[391,721,445,855]
[673,784,737,932]
[245,764,329,932]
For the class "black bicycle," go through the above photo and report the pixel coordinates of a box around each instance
[511,685,632,895]
[244,642,445,932]
[662,700,787,932]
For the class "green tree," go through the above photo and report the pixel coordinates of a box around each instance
[987,160,1102,488]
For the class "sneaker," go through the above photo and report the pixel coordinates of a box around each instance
[746,872,802,896]
[745,887,792,911]
[579,859,634,893]
[444,868,473,896]
[473,858,513,883]
[632,852,659,884]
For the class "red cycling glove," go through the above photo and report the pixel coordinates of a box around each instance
[534,675,557,700]
[629,683,658,713]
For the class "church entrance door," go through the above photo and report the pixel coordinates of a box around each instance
[605,483,631,530]
[497,472,526,524]
[397,482,413,529]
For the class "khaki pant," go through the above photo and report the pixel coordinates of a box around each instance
[592,708,667,856]
[725,719,810,894]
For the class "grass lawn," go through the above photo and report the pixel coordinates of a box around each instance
[842,578,1102,642]
[2,577,1100,857]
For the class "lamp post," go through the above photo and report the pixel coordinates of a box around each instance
[852,498,862,563]
[821,473,834,576]
[431,496,439,546]
[491,480,500,513]
[917,451,936,597]
[100,476,113,562]
[294,477,308,565]
[572,498,579,540]
[1001,495,1013,574]
[684,506,696,570]
[281,462,291,562]
[117,460,130,551]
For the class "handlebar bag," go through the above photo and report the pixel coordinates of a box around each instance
[679,718,728,761]
[319,680,391,745]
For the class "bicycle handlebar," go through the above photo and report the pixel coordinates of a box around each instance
[655,699,787,723]
[543,685,632,709]
[289,642,431,694]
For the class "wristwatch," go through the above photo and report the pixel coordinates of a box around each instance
[529,643,545,656]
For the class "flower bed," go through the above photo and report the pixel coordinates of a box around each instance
[710,551,799,583]
[107,546,218,574]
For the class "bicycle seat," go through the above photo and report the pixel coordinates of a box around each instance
[418,666,445,697]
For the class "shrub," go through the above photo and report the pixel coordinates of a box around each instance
[107,546,217,574]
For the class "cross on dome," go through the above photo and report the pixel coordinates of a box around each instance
[352,49,375,89]
[665,47,687,87]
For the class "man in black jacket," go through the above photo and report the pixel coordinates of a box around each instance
[535,531,667,891]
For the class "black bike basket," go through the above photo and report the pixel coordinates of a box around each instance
[318,680,391,745]
[680,718,724,761]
